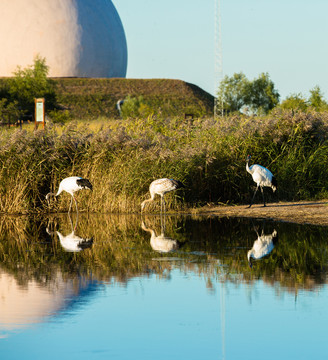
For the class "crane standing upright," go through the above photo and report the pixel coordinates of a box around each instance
[246,155,277,208]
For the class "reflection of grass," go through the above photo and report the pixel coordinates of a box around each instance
[0,215,328,292]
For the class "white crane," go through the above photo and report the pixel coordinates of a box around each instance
[141,220,180,253]
[246,155,277,208]
[46,176,93,213]
[247,228,278,268]
[141,178,184,213]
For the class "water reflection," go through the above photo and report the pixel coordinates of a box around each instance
[0,214,327,295]
[46,213,93,252]
[1,214,328,358]
[0,267,95,337]
[141,216,181,253]
[247,223,278,268]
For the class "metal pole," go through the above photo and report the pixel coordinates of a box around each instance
[214,0,223,118]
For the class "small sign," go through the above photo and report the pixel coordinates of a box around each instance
[35,98,45,128]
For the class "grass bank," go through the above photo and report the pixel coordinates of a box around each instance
[1,109,328,214]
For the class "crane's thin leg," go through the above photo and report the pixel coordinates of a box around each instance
[68,207,79,231]
[74,210,79,231]
[68,197,73,213]
[68,195,79,213]
[260,187,266,207]
[163,196,166,213]
[68,212,74,231]
[160,212,166,233]
[248,185,259,208]
[73,196,79,213]
[251,220,260,237]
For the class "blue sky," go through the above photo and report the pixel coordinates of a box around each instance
[113,0,328,101]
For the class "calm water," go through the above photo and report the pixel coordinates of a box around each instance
[1,213,328,359]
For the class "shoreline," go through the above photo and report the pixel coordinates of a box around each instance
[196,200,328,226]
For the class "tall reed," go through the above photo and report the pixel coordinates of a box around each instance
[1,109,328,214]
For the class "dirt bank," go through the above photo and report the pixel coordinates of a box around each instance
[197,200,328,226]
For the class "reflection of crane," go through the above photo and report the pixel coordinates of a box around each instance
[247,228,278,268]
[141,178,184,213]
[56,231,93,252]
[246,155,277,208]
[141,220,180,253]
[46,176,93,213]
[46,214,93,252]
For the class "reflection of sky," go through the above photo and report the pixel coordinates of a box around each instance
[0,269,98,339]
[1,269,328,359]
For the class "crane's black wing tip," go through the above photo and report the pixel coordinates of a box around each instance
[77,178,93,191]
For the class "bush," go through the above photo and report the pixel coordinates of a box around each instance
[120,95,153,119]
[8,54,57,114]
[0,99,24,125]
[48,109,72,124]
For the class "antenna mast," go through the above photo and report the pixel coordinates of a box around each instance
[214,0,223,117]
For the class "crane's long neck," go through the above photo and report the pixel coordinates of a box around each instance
[141,221,156,238]
[46,186,64,206]
[46,186,63,199]
[247,249,254,268]
[246,160,253,175]
[141,198,154,211]
[141,190,156,211]
[45,192,57,203]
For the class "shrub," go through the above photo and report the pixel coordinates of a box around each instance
[120,95,153,119]
[48,109,72,124]
[8,54,57,114]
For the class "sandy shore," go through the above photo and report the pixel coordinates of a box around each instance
[197,200,328,226]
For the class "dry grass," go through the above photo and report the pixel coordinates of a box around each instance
[1,109,328,214]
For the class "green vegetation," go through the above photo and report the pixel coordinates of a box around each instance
[1,60,328,214]
[216,72,280,115]
[0,57,214,123]
[52,77,214,119]
[8,55,57,113]
[279,85,328,112]
[217,72,328,115]
[0,55,57,125]
[0,109,328,214]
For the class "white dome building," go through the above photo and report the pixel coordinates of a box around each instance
[0,0,127,78]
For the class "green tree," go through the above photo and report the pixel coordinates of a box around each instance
[244,72,280,114]
[279,93,308,112]
[8,55,57,114]
[216,72,279,115]
[0,99,24,125]
[308,86,328,111]
[217,72,248,114]
[279,87,328,112]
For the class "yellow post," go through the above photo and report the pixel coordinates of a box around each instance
[35,98,45,129]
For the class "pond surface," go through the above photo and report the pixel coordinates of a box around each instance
[1,213,328,359]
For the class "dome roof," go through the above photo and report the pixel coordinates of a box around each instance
[0,0,128,78]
